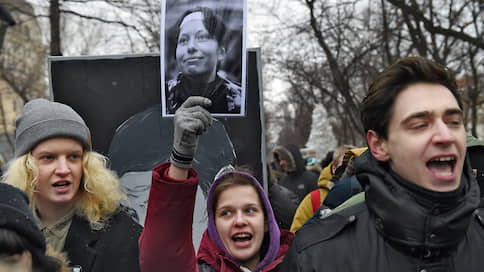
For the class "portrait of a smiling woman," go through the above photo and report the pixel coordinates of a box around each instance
[162,2,245,116]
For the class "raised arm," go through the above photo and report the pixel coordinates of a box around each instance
[139,97,212,272]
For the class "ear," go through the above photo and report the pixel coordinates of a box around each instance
[217,47,226,63]
[367,130,390,162]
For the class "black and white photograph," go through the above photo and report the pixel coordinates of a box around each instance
[161,0,246,116]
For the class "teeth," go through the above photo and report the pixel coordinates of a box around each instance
[431,156,454,162]
[233,233,251,239]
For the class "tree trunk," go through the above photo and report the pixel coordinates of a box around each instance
[0,24,7,56]
[49,0,62,56]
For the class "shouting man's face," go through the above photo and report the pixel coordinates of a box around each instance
[368,82,466,192]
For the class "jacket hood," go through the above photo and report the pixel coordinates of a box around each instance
[272,144,305,174]
[205,171,280,272]
[354,150,480,254]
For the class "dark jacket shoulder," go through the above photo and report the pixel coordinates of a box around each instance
[294,201,365,252]
[65,207,142,272]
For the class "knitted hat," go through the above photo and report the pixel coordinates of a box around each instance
[15,99,91,157]
[0,182,46,252]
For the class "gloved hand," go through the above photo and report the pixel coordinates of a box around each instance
[170,96,213,169]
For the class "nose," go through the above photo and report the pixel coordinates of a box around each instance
[187,37,197,53]
[55,157,70,175]
[433,120,455,144]
[233,211,247,226]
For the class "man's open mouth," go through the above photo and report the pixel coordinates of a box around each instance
[426,156,456,177]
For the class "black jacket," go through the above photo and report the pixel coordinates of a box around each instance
[271,144,318,230]
[280,151,484,272]
[268,181,300,230]
[64,207,142,272]
[166,74,242,114]
[273,144,318,201]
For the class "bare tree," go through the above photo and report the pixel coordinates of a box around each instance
[261,0,484,147]
[0,0,47,155]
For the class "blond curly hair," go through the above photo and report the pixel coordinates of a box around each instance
[2,151,126,230]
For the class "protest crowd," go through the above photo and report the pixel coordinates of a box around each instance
[1,3,484,272]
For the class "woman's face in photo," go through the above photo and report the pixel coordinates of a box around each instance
[176,11,225,82]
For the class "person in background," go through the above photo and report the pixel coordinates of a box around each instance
[290,145,362,233]
[139,97,293,272]
[270,144,318,230]
[466,133,484,197]
[305,157,321,176]
[0,182,69,272]
[280,57,484,271]
[166,7,242,114]
[3,99,142,272]
[272,144,318,203]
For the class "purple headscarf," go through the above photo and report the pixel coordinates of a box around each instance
[206,170,280,272]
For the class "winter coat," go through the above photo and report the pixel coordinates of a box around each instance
[280,150,484,272]
[268,181,300,230]
[322,175,362,209]
[197,229,294,272]
[166,73,242,114]
[289,163,332,232]
[272,145,318,202]
[65,208,142,272]
[139,162,294,272]
[290,148,366,232]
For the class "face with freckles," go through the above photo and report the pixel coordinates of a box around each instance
[215,184,266,270]
[31,137,84,210]
[368,83,466,192]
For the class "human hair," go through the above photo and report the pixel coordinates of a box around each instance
[332,145,356,166]
[2,151,126,230]
[0,228,65,272]
[209,168,267,220]
[360,56,461,139]
[175,6,227,49]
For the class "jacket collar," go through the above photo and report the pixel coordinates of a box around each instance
[355,150,480,257]
[197,230,294,272]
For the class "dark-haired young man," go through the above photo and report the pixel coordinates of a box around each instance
[280,57,484,271]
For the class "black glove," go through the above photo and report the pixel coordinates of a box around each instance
[170,96,212,169]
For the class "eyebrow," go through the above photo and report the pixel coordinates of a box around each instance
[401,108,463,125]
[216,203,260,212]
[443,108,463,116]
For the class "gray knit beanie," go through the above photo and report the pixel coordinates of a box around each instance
[15,98,91,157]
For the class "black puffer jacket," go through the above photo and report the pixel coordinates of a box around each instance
[280,150,484,272]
